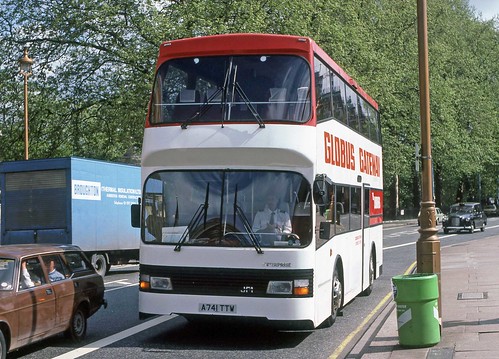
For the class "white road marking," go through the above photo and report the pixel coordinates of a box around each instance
[105,282,138,293]
[104,279,134,285]
[384,233,457,250]
[52,315,173,359]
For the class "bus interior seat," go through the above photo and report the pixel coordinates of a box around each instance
[205,88,222,103]
[293,202,310,216]
[179,89,198,103]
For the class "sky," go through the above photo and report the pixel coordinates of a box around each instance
[467,0,499,20]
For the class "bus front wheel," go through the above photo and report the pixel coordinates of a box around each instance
[320,265,343,328]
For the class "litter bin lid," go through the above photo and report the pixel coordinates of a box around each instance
[392,273,439,301]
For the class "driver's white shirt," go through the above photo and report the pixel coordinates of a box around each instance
[252,207,292,233]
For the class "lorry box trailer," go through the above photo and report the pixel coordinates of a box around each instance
[0,157,141,276]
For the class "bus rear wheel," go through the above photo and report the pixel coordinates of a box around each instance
[361,252,374,296]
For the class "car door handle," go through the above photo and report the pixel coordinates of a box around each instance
[46,288,53,295]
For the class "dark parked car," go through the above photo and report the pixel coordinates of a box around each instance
[443,202,487,234]
[0,244,107,358]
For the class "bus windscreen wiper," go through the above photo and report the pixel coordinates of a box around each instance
[230,64,264,128]
[174,184,209,251]
[233,81,265,128]
[181,88,223,129]
[233,186,263,254]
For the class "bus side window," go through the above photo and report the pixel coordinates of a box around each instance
[332,73,347,124]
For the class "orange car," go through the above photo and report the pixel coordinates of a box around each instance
[0,244,107,357]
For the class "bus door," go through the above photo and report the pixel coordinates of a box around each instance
[361,184,371,289]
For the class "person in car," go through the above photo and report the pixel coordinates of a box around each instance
[20,261,35,289]
[48,260,65,282]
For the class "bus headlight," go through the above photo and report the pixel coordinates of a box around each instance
[267,281,292,294]
[139,274,173,291]
[150,276,173,290]
[266,279,310,296]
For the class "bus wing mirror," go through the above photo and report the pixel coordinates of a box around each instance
[313,174,332,205]
[131,203,141,228]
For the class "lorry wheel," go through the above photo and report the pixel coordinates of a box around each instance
[92,254,107,277]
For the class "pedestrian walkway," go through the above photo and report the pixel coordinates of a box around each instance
[349,232,499,358]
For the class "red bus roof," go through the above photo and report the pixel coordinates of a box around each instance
[157,33,378,110]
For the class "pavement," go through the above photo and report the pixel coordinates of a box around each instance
[347,224,499,359]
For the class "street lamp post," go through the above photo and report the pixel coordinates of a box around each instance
[18,47,33,160]
[416,0,441,318]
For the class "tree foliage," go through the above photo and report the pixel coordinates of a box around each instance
[0,0,497,215]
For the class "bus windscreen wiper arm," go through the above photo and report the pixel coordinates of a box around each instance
[233,187,263,254]
[174,184,210,251]
[234,203,263,254]
[234,82,265,128]
[181,88,223,129]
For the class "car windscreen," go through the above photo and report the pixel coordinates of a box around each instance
[450,205,472,214]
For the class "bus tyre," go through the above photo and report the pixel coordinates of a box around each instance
[65,306,87,342]
[0,330,6,359]
[361,252,374,296]
[320,266,343,328]
[92,254,107,277]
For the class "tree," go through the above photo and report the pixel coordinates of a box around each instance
[0,0,497,215]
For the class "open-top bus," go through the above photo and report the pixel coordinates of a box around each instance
[132,33,383,329]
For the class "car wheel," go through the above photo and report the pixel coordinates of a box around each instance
[65,306,87,342]
[0,330,6,359]
[480,222,485,232]
[469,222,475,234]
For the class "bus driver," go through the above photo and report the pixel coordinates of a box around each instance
[252,194,292,242]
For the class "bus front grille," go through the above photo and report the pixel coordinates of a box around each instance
[140,265,313,298]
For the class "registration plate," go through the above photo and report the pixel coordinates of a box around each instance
[199,303,237,313]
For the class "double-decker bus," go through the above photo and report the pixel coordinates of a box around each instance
[132,33,383,329]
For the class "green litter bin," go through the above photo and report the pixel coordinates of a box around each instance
[392,273,440,347]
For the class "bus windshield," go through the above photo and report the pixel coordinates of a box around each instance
[142,170,312,249]
[149,55,311,126]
